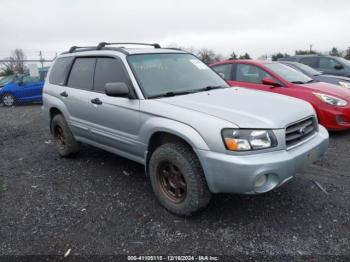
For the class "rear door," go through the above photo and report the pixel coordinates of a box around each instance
[63,57,96,138]
[299,57,319,69]
[87,57,142,158]
[211,64,233,81]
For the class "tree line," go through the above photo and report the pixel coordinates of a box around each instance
[1,46,350,76]
[271,47,350,61]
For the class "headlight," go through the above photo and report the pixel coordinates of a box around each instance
[339,81,350,89]
[222,129,277,151]
[313,92,347,106]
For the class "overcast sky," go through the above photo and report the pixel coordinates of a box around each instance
[0,0,349,60]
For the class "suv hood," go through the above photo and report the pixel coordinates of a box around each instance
[156,87,314,129]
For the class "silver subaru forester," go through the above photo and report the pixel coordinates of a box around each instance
[43,42,329,216]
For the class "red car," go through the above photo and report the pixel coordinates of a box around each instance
[210,60,350,131]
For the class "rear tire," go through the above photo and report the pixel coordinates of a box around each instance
[2,93,15,106]
[51,114,80,157]
[149,142,211,216]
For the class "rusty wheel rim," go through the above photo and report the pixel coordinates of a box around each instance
[54,126,65,149]
[157,161,187,203]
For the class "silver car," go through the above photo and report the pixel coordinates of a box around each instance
[43,42,329,216]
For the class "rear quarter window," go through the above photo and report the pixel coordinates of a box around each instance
[299,57,318,68]
[49,57,74,85]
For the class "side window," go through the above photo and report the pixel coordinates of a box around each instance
[67,58,96,90]
[93,57,130,93]
[211,64,232,80]
[234,64,273,84]
[319,58,341,69]
[300,57,318,68]
[49,57,74,85]
[22,75,40,84]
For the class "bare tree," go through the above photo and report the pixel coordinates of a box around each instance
[0,49,27,75]
[197,48,222,64]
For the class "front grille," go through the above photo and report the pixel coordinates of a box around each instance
[285,117,317,149]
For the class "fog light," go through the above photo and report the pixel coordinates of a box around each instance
[255,174,267,188]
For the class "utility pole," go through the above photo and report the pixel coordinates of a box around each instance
[39,50,44,69]
[310,44,313,53]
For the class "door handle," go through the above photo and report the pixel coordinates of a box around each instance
[60,91,68,97]
[91,98,103,105]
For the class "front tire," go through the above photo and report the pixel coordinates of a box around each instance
[51,114,80,157]
[149,142,211,216]
[2,93,15,106]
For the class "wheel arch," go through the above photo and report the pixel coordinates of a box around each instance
[144,125,209,176]
[49,107,64,133]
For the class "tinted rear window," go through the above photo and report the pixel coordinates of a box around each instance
[67,58,96,90]
[49,57,74,85]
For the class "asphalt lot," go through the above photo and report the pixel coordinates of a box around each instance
[0,105,349,259]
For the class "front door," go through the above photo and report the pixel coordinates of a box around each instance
[20,75,44,101]
[317,57,345,76]
[228,63,279,92]
[87,57,142,158]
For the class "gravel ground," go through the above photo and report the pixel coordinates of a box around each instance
[0,105,349,260]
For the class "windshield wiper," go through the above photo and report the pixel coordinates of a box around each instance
[195,85,228,92]
[305,79,317,83]
[290,81,306,84]
[148,91,192,99]
[148,85,228,99]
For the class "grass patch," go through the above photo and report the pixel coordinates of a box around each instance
[0,183,7,192]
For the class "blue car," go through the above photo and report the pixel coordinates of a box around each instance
[0,68,48,106]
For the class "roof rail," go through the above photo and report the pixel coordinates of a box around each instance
[68,46,96,53]
[96,42,161,50]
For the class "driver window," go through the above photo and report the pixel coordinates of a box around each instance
[319,58,341,69]
[235,64,273,84]
[22,75,40,84]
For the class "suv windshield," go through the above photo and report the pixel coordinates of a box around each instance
[128,53,228,98]
[265,63,313,84]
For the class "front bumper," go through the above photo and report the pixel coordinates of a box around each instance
[318,105,350,131]
[196,125,329,194]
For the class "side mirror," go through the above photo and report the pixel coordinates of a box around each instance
[334,64,343,70]
[17,80,24,86]
[105,82,130,97]
[262,77,280,87]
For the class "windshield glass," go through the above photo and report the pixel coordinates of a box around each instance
[127,53,228,98]
[294,63,321,76]
[265,63,313,84]
[0,75,15,86]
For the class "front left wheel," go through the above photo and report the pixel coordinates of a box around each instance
[2,93,16,106]
[149,142,212,216]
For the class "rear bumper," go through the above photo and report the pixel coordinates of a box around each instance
[196,125,329,194]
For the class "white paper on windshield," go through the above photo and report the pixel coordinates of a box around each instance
[190,59,208,70]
